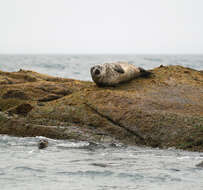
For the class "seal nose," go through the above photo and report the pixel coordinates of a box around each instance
[95,69,100,75]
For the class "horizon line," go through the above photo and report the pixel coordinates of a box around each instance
[0,53,203,56]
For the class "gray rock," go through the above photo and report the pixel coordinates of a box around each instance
[196,161,203,167]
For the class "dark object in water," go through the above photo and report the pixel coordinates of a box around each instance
[196,161,203,167]
[91,163,108,168]
[38,139,48,149]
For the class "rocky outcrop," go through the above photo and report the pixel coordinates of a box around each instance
[0,66,203,151]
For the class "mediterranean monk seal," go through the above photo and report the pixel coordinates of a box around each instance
[90,62,151,86]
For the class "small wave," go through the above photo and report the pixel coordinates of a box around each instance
[57,170,114,177]
[0,171,5,175]
[73,71,80,75]
[14,166,45,173]
[0,135,37,146]
[91,163,108,168]
[144,58,163,62]
[169,168,181,172]
[57,141,89,149]
[117,172,143,180]
[57,141,107,150]
[35,63,65,70]
[148,174,182,183]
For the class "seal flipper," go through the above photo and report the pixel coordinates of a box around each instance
[113,65,125,73]
[138,67,152,77]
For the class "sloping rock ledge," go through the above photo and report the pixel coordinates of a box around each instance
[0,65,203,151]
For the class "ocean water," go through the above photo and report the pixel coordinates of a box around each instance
[0,135,203,190]
[0,54,203,189]
[0,54,202,81]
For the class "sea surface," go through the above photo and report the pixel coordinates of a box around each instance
[0,54,202,81]
[0,54,203,190]
[0,135,203,190]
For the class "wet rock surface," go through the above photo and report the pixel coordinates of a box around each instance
[0,65,203,151]
[196,161,203,167]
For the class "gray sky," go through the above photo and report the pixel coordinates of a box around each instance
[0,0,203,54]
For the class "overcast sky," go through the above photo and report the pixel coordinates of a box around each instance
[0,0,203,54]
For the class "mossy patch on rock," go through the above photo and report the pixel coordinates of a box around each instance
[2,90,29,100]
[0,98,25,111]
[0,112,8,123]
[7,103,33,116]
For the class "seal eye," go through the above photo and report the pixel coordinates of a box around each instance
[95,69,100,75]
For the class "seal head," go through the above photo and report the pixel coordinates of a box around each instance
[38,139,48,149]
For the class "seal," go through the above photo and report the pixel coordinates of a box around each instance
[38,139,48,149]
[90,62,151,86]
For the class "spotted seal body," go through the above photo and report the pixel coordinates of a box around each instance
[90,62,151,86]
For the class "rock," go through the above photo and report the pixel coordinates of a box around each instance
[7,103,33,116]
[54,89,72,96]
[0,65,203,151]
[2,90,29,100]
[196,161,203,167]
[23,75,37,82]
[37,102,45,106]
[38,94,63,102]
